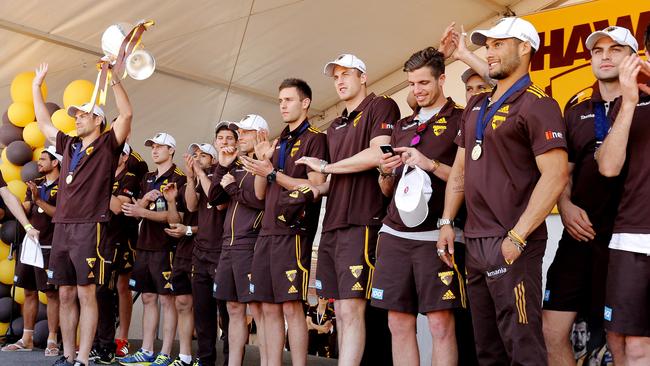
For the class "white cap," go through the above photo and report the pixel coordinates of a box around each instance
[394,166,432,228]
[188,143,218,160]
[231,114,269,132]
[145,132,176,149]
[586,26,638,53]
[323,54,367,76]
[122,142,131,156]
[43,146,63,162]
[67,102,106,120]
[471,17,540,51]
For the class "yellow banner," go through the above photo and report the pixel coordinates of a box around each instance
[523,0,650,109]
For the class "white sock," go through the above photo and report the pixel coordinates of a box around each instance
[141,349,153,356]
[179,354,192,363]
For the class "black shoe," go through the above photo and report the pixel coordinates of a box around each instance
[95,347,116,364]
[72,360,86,366]
[52,356,70,366]
[88,348,100,362]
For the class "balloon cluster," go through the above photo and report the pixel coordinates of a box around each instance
[0,72,94,346]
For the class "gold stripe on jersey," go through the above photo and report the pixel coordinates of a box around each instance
[131,151,145,162]
[174,168,186,176]
[308,127,322,134]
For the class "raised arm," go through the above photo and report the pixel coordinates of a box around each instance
[32,64,58,145]
[110,80,133,145]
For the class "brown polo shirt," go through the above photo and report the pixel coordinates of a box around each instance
[259,120,328,237]
[193,166,227,253]
[323,93,400,232]
[126,149,149,183]
[455,78,567,240]
[137,164,187,251]
[25,176,58,246]
[383,97,464,232]
[103,169,140,246]
[612,91,650,234]
[210,159,265,248]
[564,84,624,238]
[54,129,122,223]
[175,183,197,260]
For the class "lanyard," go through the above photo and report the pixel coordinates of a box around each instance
[278,122,309,171]
[593,101,611,145]
[39,182,54,202]
[475,74,531,144]
[68,143,86,174]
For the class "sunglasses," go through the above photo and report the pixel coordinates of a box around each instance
[410,122,429,147]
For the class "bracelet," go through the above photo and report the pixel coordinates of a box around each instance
[24,224,34,231]
[430,159,440,173]
[377,167,396,178]
[110,79,121,86]
[319,160,328,174]
[507,236,525,252]
[507,229,527,250]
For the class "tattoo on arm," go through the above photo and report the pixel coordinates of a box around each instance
[452,174,464,193]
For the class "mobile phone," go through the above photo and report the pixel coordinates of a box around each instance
[380,144,395,156]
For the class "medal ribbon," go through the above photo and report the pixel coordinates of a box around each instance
[593,101,610,146]
[474,74,531,145]
[67,143,86,179]
[278,121,310,171]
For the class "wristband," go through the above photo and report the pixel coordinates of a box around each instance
[24,224,34,231]
[320,160,328,174]
[430,159,440,173]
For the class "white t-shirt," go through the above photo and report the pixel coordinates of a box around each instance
[609,233,650,254]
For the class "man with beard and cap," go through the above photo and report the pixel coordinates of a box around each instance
[120,133,186,366]
[2,146,61,357]
[33,62,132,366]
[437,17,568,365]
[542,26,637,366]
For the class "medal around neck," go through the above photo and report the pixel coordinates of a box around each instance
[471,144,482,161]
[66,174,73,184]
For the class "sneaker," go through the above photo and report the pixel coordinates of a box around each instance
[52,356,71,366]
[95,347,116,364]
[151,353,173,366]
[72,360,86,366]
[118,349,156,365]
[88,348,100,362]
[115,339,129,358]
[191,360,203,366]
[170,357,191,366]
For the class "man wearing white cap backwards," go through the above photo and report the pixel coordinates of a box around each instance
[436,17,568,365]
[32,62,133,366]
[297,55,400,365]
[596,28,650,366]
[542,26,638,366]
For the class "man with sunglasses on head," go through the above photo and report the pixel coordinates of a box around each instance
[372,47,468,366]
[437,18,568,365]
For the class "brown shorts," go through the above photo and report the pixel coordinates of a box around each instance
[250,235,310,303]
[214,247,254,303]
[465,236,547,366]
[114,237,135,274]
[130,250,174,295]
[14,248,55,292]
[49,223,106,286]
[171,256,192,296]
[192,247,221,277]
[316,226,377,300]
[604,248,650,337]
[370,233,466,314]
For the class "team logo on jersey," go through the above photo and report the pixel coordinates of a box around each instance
[85,146,94,156]
[288,285,298,294]
[289,191,299,198]
[349,265,363,279]
[433,125,447,136]
[371,288,384,300]
[351,282,364,291]
[285,270,297,282]
[86,258,96,268]
[442,290,456,300]
[437,271,454,286]
[162,271,171,281]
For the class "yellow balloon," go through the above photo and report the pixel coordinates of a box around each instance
[22,122,46,149]
[51,109,76,133]
[0,163,21,182]
[0,258,15,285]
[12,286,25,305]
[32,147,45,161]
[0,242,9,259]
[1,148,8,164]
[38,291,48,305]
[0,322,8,335]
[67,130,78,137]
[63,80,94,109]
[7,102,35,127]
[7,180,27,202]
[11,71,47,103]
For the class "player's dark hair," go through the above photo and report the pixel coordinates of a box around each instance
[403,47,445,78]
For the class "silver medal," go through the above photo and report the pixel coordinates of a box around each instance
[471,144,482,161]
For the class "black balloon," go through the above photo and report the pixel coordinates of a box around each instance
[0,284,10,298]
[8,316,23,337]
[0,297,20,323]
[45,102,60,117]
[0,124,24,147]
[2,111,9,125]
[0,220,20,244]
[21,161,41,182]
[33,319,49,348]
[6,141,32,166]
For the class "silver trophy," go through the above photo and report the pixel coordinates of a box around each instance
[101,22,155,80]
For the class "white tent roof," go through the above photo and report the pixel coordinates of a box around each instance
[1,0,569,160]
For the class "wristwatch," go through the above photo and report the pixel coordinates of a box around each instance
[436,218,454,229]
[266,169,277,184]
[185,225,193,237]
